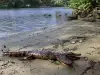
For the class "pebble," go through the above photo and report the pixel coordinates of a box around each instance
[79,39,83,43]
[70,41,76,44]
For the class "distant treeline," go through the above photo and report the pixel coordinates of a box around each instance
[0,0,99,9]
[0,0,68,8]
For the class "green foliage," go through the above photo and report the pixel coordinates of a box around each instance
[53,0,69,6]
[0,0,99,9]
[68,0,93,11]
[53,0,64,6]
[0,0,69,8]
[96,0,100,4]
[68,0,100,11]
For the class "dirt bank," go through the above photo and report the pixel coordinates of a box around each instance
[0,20,100,75]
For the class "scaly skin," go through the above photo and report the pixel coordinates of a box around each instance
[3,50,81,67]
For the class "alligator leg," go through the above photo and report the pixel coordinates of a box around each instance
[55,54,73,67]
[19,55,36,60]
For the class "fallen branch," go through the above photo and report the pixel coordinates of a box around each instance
[3,49,81,67]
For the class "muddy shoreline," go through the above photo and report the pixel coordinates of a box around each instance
[0,20,100,75]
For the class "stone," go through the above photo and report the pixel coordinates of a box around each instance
[67,15,78,21]
[81,17,96,22]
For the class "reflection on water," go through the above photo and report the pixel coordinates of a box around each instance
[0,7,72,37]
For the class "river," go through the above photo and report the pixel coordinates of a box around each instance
[0,7,72,38]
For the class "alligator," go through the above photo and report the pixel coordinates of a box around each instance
[3,49,81,67]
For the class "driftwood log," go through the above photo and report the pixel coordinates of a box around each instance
[3,49,81,67]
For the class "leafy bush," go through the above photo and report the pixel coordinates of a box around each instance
[0,0,68,8]
[53,0,64,6]
[68,0,93,11]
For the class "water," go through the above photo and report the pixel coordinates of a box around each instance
[0,7,72,38]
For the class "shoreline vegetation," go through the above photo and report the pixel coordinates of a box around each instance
[69,0,100,21]
[0,0,68,9]
[0,0,99,9]
[0,0,99,22]
[0,0,100,21]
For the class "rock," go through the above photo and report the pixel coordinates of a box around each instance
[82,6,100,22]
[87,14,93,17]
[81,17,96,22]
[96,19,100,22]
[67,10,78,21]
[79,39,83,43]
[93,7,100,19]
[67,15,78,21]
[70,40,77,44]
[78,11,88,18]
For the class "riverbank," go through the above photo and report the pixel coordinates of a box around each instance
[0,20,100,75]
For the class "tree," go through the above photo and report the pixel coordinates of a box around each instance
[68,0,99,11]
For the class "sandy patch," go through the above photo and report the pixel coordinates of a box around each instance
[0,20,100,75]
